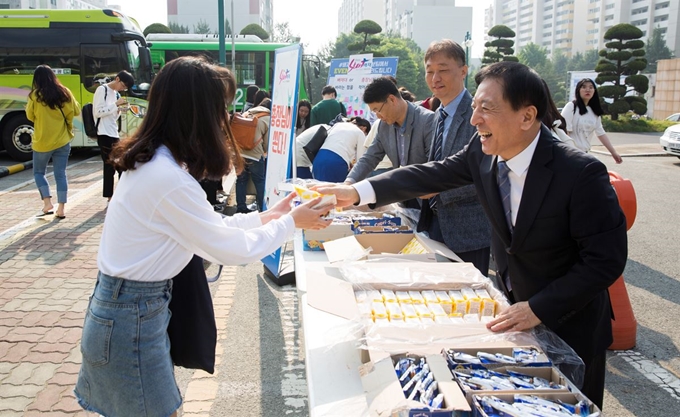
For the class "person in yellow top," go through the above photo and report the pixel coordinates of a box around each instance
[26,65,81,219]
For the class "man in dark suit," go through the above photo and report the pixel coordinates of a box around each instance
[345,77,434,184]
[419,39,491,275]
[316,61,628,409]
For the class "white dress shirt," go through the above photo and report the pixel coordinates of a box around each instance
[93,84,122,138]
[98,145,295,281]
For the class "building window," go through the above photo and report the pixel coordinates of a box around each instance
[660,27,667,34]
[544,23,553,28]
[605,14,614,20]
[588,7,600,13]
[632,0,646,2]
[631,6,648,14]
[545,13,553,19]
[654,15,668,23]
[545,5,553,11]
[631,18,647,26]
[655,2,669,9]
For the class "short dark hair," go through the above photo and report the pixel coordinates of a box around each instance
[399,87,415,102]
[321,85,337,96]
[363,76,401,104]
[245,84,259,102]
[349,116,371,132]
[541,78,567,131]
[254,89,270,107]
[574,78,604,116]
[425,39,466,66]
[116,70,135,89]
[110,56,243,180]
[474,61,548,122]
[258,98,272,109]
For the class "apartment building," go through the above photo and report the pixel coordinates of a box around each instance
[338,0,386,35]
[339,0,472,52]
[493,0,680,58]
[167,0,273,35]
[0,0,104,9]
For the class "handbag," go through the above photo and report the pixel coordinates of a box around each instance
[167,254,217,374]
[58,106,75,138]
[302,125,328,163]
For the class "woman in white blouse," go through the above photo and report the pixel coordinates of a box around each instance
[561,78,622,164]
[74,56,332,417]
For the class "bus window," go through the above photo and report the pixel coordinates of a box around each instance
[81,44,126,92]
[125,40,152,87]
[0,46,80,75]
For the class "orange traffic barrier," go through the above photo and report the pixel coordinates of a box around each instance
[607,171,637,350]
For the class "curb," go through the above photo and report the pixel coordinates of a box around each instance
[0,161,32,178]
[591,151,671,157]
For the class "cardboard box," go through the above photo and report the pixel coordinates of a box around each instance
[302,213,403,251]
[359,353,471,416]
[451,366,573,404]
[471,392,600,417]
[354,225,412,234]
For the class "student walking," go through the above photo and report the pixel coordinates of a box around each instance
[93,70,135,201]
[26,65,81,219]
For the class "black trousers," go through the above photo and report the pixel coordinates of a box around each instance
[97,135,121,198]
[581,350,607,410]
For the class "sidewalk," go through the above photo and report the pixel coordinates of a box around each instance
[591,143,668,157]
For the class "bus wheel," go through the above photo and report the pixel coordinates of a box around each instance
[2,114,34,162]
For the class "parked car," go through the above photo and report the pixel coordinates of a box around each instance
[665,113,680,122]
[660,123,680,158]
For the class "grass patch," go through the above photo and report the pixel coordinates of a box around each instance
[602,115,677,133]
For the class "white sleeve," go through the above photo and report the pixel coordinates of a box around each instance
[93,86,117,118]
[561,102,574,133]
[354,180,377,206]
[594,115,606,136]
[151,183,295,266]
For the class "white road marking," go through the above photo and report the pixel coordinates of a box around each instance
[279,286,308,414]
[617,350,680,401]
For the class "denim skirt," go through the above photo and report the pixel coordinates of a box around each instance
[75,272,181,417]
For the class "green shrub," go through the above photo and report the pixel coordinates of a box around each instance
[601,114,677,132]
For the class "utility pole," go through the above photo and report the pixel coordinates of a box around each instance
[218,0,225,66]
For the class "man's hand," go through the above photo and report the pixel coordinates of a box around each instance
[312,184,360,208]
[486,301,541,332]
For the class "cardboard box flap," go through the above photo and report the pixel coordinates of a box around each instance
[306,270,359,320]
[359,358,406,416]
[427,354,472,412]
[415,233,464,263]
[322,235,369,264]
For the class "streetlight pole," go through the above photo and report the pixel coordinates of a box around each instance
[464,31,473,89]
[218,0,226,66]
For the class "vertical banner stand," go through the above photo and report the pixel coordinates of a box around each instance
[261,44,302,286]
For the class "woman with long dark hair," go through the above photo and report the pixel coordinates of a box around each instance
[26,65,81,219]
[296,99,312,136]
[561,78,622,163]
[74,56,332,417]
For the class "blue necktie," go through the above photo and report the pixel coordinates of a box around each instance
[497,160,513,232]
[428,108,448,211]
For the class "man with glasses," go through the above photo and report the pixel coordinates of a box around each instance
[344,77,434,200]
[93,70,134,202]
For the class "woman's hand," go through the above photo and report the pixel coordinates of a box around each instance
[612,152,623,164]
[289,197,334,230]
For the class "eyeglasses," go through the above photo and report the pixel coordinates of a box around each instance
[373,100,388,115]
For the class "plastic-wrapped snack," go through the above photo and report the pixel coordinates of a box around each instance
[430,393,444,409]
[401,303,418,319]
[450,315,465,325]
[421,290,439,305]
[448,290,468,314]
[374,317,390,324]
[357,302,372,320]
[372,301,388,319]
[396,290,412,304]
[408,290,426,304]
[463,313,481,323]
[434,315,452,324]
[386,302,404,321]
[404,316,421,324]
[461,287,481,314]
[477,352,516,364]
[381,289,397,303]
[367,289,383,303]
[355,290,368,304]
[415,303,434,320]
[428,303,447,317]
[399,237,428,254]
[475,288,497,317]
[435,290,453,314]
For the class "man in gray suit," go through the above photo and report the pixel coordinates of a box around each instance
[419,39,491,275]
[344,77,434,187]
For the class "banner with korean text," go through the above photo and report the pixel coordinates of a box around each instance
[261,44,301,279]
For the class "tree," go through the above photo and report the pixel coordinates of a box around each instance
[518,43,548,68]
[596,23,648,120]
[348,19,382,55]
[240,23,269,41]
[645,26,674,73]
[224,18,232,36]
[482,25,518,66]
[143,23,171,37]
[376,36,429,100]
[193,19,211,34]
[168,22,189,34]
[272,22,300,43]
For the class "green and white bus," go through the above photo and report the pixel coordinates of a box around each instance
[146,33,316,110]
[0,9,153,161]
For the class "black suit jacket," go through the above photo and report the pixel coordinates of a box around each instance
[368,126,628,364]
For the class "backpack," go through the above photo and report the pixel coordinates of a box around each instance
[82,86,109,139]
[231,110,266,150]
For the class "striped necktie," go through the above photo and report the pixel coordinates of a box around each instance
[428,108,448,211]
[497,160,513,232]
